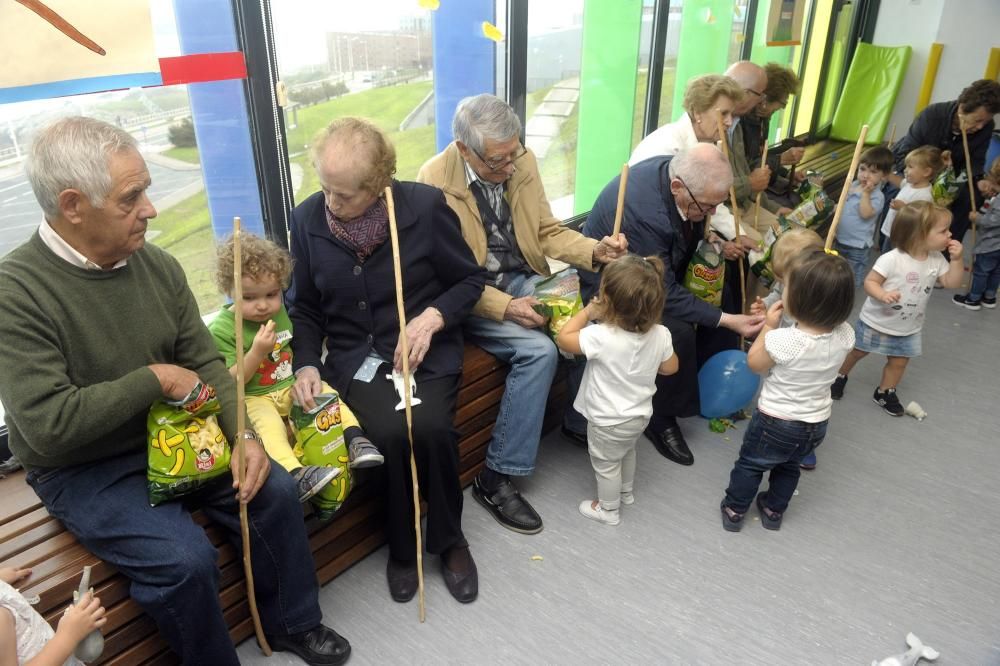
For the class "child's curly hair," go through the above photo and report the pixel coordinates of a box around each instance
[905,146,945,179]
[593,255,666,333]
[215,233,292,295]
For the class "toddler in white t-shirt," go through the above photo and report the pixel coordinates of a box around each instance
[880,146,943,251]
[721,251,855,532]
[831,201,964,415]
[556,255,677,526]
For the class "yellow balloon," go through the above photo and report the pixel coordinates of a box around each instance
[482,21,504,42]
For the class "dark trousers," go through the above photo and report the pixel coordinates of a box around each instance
[649,315,700,429]
[27,451,322,665]
[347,369,465,561]
[722,410,828,514]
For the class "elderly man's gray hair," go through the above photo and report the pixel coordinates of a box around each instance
[668,143,733,196]
[25,116,139,219]
[452,94,522,155]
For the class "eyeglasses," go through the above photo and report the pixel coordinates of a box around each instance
[744,87,767,102]
[676,177,723,219]
[471,144,528,171]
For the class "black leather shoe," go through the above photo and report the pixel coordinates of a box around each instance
[440,550,478,603]
[472,475,543,534]
[267,624,351,666]
[386,557,418,602]
[560,426,588,448]
[644,424,694,465]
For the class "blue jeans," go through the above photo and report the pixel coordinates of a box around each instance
[464,272,558,476]
[722,410,828,514]
[969,249,1000,300]
[27,451,322,665]
[834,241,870,288]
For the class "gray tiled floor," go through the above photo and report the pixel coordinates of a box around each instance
[239,281,1000,665]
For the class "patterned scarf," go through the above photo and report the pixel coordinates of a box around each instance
[326,197,389,261]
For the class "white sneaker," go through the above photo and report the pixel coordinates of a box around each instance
[620,491,635,505]
[578,500,620,525]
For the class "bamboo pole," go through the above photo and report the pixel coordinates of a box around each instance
[611,163,629,238]
[231,217,271,655]
[753,141,770,232]
[960,122,977,285]
[824,125,870,250]
[384,186,426,623]
[717,118,747,345]
[887,123,897,148]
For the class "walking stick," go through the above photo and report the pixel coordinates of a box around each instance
[231,217,272,655]
[887,123,897,149]
[824,125,870,251]
[960,122,978,285]
[717,118,747,345]
[753,141,770,233]
[612,163,629,238]
[384,186,426,623]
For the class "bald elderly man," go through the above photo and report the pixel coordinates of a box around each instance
[580,144,764,465]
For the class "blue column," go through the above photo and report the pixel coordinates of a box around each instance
[172,0,264,239]
[431,1,496,151]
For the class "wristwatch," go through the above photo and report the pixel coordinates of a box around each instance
[240,429,260,442]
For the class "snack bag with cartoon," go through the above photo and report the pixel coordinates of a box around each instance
[532,268,583,341]
[780,175,833,229]
[932,165,966,207]
[683,239,725,306]
[290,393,352,521]
[147,382,232,506]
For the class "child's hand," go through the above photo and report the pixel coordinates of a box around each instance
[941,150,952,166]
[946,239,963,260]
[749,296,765,316]
[861,180,877,194]
[880,290,901,304]
[764,300,784,328]
[57,591,107,644]
[250,320,277,357]
[970,210,980,222]
[0,567,30,585]
[890,198,904,210]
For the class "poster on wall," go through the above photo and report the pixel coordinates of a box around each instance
[766,0,806,46]
[0,0,161,104]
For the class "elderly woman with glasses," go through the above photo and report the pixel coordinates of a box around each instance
[581,144,765,467]
[287,117,487,605]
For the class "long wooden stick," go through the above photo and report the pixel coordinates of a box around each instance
[887,123,897,148]
[824,125,870,250]
[717,118,747,344]
[384,186,426,623]
[231,217,271,655]
[960,122,978,284]
[753,141,770,232]
[612,163,629,237]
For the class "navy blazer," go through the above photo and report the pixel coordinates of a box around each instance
[287,181,486,396]
[892,101,995,178]
[580,155,722,328]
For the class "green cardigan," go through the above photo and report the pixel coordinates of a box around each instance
[0,233,238,469]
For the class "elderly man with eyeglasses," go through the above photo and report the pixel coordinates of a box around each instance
[418,93,627,535]
[581,144,765,466]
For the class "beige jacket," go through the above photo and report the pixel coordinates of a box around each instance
[417,142,598,321]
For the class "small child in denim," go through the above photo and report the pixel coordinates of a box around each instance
[832,202,965,416]
[721,251,855,532]
[953,156,1000,310]
[556,255,678,526]
[834,145,894,286]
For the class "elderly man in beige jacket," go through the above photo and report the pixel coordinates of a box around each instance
[418,93,626,535]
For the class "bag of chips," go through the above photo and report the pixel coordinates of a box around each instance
[781,176,833,229]
[290,393,352,521]
[683,240,725,306]
[532,268,583,340]
[932,166,966,207]
[147,382,231,506]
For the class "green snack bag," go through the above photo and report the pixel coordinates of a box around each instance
[290,393,352,521]
[147,382,231,506]
[532,268,583,341]
[683,240,725,306]
[749,225,781,290]
[932,166,965,207]
[782,176,833,229]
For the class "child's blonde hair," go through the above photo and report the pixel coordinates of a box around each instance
[593,255,665,333]
[889,200,952,255]
[905,146,945,179]
[771,227,824,280]
[215,233,293,295]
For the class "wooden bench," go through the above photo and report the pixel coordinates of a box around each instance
[0,346,568,664]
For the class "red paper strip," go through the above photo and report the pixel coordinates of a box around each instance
[157,52,247,86]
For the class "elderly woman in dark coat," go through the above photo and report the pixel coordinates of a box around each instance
[287,117,486,604]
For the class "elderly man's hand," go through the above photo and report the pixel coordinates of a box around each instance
[291,366,324,412]
[748,166,772,193]
[148,364,200,401]
[721,240,745,260]
[780,147,805,166]
[231,432,271,504]
[592,233,628,265]
[504,296,547,329]
[719,312,765,338]
[394,307,445,372]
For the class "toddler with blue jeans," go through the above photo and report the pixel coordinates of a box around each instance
[953,158,1000,309]
[833,146,894,286]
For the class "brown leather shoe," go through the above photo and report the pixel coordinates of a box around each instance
[386,557,418,602]
[440,550,478,603]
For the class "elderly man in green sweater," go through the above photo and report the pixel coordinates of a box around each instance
[0,117,349,666]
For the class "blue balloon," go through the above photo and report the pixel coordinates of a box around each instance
[698,350,760,418]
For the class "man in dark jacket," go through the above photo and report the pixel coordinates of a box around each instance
[581,144,764,465]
